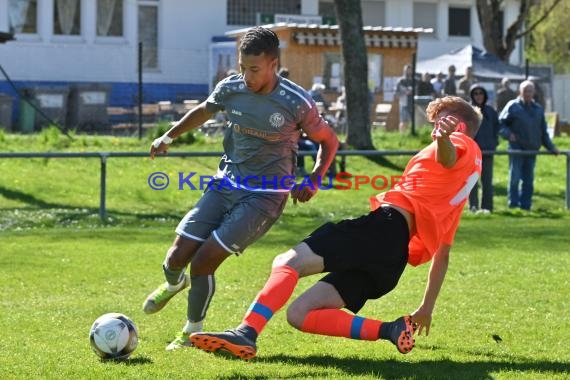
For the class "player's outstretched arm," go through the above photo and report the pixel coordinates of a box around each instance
[307,126,338,179]
[150,101,214,159]
[411,244,450,336]
[434,116,459,168]
[291,126,338,204]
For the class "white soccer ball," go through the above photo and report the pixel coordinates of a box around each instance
[89,313,138,361]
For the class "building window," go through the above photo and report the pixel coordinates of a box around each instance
[449,7,470,37]
[227,0,301,26]
[97,0,124,37]
[138,4,158,69]
[322,52,342,91]
[54,0,81,35]
[319,1,335,17]
[414,2,437,35]
[8,0,37,34]
[362,1,385,26]
[318,1,336,24]
[319,1,385,26]
[369,53,383,93]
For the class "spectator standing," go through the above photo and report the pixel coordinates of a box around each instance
[417,72,437,98]
[395,64,414,133]
[458,66,474,100]
[431,71,445,97]
[499,80,559,210]
[529,77,545,108]
[468,84,500,213]
[495,77,516,113]
[443,65,457,96]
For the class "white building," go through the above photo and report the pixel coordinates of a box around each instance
[0,0,524,126]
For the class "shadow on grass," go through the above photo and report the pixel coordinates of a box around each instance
[0,185,67,209]
[0,185,181,225]
[101,356,153,366]
[259,354,570,379]
[361,155,406,172]
[494,207,565,219]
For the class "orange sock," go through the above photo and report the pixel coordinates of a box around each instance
[300,309,382,341]
[242,265,299,335]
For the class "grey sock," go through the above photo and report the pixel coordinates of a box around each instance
[162,262,186,286]
[188,274,215,322]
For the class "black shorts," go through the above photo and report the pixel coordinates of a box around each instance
[302,206,409,313]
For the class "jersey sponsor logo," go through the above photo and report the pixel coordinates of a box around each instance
[269,112,285,128]
[233,124,282,142]
[231,109,242,116]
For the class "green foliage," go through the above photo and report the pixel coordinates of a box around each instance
[0,217,569,379]
[0,129,568,229]
[38,125,69,149]
[526,0,570,74]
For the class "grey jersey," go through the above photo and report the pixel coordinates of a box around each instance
[206,74,328,191]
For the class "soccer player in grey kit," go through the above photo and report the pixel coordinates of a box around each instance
[144,27,338,350]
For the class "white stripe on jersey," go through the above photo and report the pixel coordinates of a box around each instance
[280,83,313,109]
[223,78,244,85]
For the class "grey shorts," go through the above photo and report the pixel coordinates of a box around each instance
[175,182,288,254]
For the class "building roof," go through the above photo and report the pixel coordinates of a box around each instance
[226,23,433,48]
[226,23,433,36]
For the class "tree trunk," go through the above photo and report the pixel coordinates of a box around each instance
[334,0,374,149]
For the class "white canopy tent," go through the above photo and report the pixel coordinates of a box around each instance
[416,45,527,81]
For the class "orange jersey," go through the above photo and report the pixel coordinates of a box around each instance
[370,133,482,266]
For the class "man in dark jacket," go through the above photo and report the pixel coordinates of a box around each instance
[496,77,516,113]
[443,65,457,96]
[499,80,559,210]
[469,84,499,212]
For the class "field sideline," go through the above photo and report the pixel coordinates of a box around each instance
[1,129,569,379]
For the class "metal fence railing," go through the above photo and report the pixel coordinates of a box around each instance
[0,150,568,221]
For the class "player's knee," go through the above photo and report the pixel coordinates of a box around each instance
[272,250,296,268]
[190,246,230,275]
[165,245,187,269]
[189,253,217,275]
[285,301,306,329]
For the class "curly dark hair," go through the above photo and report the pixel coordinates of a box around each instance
[239,26,279,58]
[426,96,482,136]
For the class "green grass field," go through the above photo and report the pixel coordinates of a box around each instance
[1,128,569,379]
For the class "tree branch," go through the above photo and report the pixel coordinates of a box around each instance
[514,0,564,39]
[504,0,530,41]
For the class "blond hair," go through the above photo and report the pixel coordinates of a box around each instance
[426,96,482,135]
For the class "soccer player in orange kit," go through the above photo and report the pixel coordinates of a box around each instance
[190,96,483,360]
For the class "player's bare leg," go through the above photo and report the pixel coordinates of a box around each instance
[167,238,232,350]
[191,243,324,358]
[142,235,201,314]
